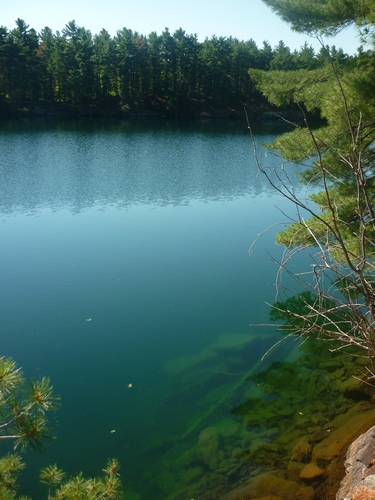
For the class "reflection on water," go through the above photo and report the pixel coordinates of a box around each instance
[0,119,309,499]
[0,119,296,214]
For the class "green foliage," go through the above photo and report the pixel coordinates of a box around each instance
[262,0,370,35]
[0,358,22,398]
[0,19,349,117]
[251,0,375,381]
[40,464,66,488]
[0,357,122,499]
[40,459,122,500]
[0,453,25,498]
[270,291,318,330]
[251,5,375,266]
[0,357,59,452]
[249,66,330,109]
[269,291,359,343]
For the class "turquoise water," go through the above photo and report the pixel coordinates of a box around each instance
[0,119,304,498]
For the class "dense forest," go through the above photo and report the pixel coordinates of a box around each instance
[0,18,351,118]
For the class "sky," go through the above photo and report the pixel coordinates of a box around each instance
[2,0,360,54]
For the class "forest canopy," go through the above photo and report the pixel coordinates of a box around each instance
[0,18,351,118]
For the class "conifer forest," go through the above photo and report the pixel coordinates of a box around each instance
[0,18,350,118]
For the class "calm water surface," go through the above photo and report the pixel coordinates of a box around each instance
[0,119,303,498]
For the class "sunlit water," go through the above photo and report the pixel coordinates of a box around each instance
[0,119,306,498]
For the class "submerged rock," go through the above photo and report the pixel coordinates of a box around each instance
[250,496,282,500]
[220,472,300,499]
[312,403,375,465]
[299,462,325,480]
[184,466,204,485]
[215,417,240,438]
[290,436,312,463]
[197,426,223,470]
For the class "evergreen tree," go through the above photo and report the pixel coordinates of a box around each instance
[294,42,317,70]
[6,19,39,104]
[0,18,349,117]
[251,0,375,377]
[0,356,122,499]
[114,27,137,106]
[262,0,370,34]
[39,27,59,104]
[93,29,117,109]
[270,40,295,70]
[60,21,94,106]
[147,31,163,101]
[0,26,9,103]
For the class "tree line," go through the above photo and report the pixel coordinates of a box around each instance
[0,18,350,118]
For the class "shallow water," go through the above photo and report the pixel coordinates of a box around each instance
[0,118,306,498]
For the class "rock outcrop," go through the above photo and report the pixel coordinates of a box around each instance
[337,425,375,499]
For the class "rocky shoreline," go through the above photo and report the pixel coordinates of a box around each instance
[145,337,375,500]
[158,400,375,500]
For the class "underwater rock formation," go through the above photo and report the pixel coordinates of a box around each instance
[197,426,224,470]
[220,472,320,500]
[299,462,325,480]
[154,335,375,500]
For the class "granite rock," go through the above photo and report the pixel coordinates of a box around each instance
[336,424,375,499]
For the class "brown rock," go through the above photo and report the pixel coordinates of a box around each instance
[290,436,312,462]
[287,460,304,471]
[312,403,375,465]
[252,496,282,500]
[286,461,304,481]
[299,463,325,480]
[351,487,375,499]
[337,425,375,500]
[295,485,316,500]
[220,473,300,500]
[311,430,330,443]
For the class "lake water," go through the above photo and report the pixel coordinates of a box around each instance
[0,119,305,499]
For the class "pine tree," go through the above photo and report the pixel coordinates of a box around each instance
[0,357,122,499]
[251,0,375,379]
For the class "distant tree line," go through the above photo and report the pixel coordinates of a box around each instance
[0,18,351,118]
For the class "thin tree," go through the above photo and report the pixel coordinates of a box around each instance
[249,0,375,383]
